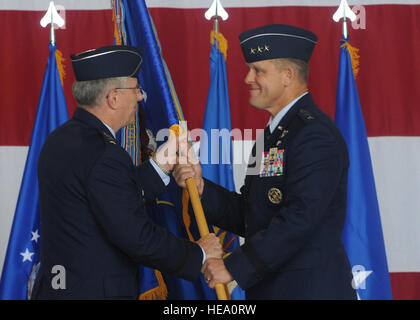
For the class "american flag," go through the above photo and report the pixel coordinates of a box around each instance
[1,0,419,299]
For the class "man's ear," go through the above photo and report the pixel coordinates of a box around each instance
[106,89,119,110]
[282,66,296,87]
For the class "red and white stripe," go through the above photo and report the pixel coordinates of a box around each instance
[1,0,419,299]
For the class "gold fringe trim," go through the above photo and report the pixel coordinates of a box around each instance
[341,41,360,79]
[169,124,181,137]
[210,30,228,61]
[139,269,168,300]
[112,8,122,45]
[55,49,65,87]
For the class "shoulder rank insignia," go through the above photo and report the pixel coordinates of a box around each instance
[260,147,284,177]
[268,187,283,204]
[299,108,315,120]
[103,131,117,145]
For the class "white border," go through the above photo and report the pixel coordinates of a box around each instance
[145,0,420,8]
[1,0,419,10]
[0,0,111,11]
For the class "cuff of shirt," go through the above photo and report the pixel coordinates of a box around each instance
[200,245,206,264]
[149,158,170,186]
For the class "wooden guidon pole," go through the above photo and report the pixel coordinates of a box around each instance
[185,178,228,300]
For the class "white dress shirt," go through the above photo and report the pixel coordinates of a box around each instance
[267,92,308,133]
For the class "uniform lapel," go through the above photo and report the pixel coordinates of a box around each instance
[267,93,314,148]
[243,93,315,192]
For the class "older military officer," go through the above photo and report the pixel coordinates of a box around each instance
[32,45,222,299]
[174,25,357,299]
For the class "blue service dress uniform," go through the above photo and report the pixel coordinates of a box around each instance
[200,93,357,299]
[32,107,202,299]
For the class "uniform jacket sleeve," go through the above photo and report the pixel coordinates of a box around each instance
[200,178,247,237]
[135,159,167,200]
[224,122,348,290]
[86,145,203,281]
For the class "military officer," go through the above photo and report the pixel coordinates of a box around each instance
[174,25,357,299]
[32,45,222,299]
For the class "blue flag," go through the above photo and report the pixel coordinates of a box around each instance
[122,0,184,135]
[200,32,245,300]
[335,39,393,300]
[120,0,216,299]
[0,43,68,300]
[200,33,235,191]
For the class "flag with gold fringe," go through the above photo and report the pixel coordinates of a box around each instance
[199,30,245,300]
[112,0,168,300]
[0,43,68,299]
[113,0,217,299]
[335,37,392,300]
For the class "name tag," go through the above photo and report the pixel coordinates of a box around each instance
[259,148,284,177]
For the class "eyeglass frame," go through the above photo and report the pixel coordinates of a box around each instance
[114,83,142,91]
[106,83,147,101]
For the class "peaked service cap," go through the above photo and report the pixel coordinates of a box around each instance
[239,24,318,63]
[70,45,142,81]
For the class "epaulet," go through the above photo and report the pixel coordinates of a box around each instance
[276,108,316,146]
[298,108,316,121]
[102,131,118,145]
[285,113,305,138]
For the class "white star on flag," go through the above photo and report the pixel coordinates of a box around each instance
[20,248,34,262]
[31,229,40,243]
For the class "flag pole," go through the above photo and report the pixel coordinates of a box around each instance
[0,2,68,299]
[179,140,228,299]
[176,0,231,301]
[332,0,393,300]
[332,0,357,39]
[181,129,229,300]
[40,1,65,45]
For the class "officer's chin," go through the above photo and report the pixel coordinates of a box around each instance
[249,99,264,111]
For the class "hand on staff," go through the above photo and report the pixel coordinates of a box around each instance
[153,130,191,173]
[172,143,204,195]
[201,258,233,289]
[196,233,223,260]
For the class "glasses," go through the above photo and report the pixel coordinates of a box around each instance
[115,83,142,91]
